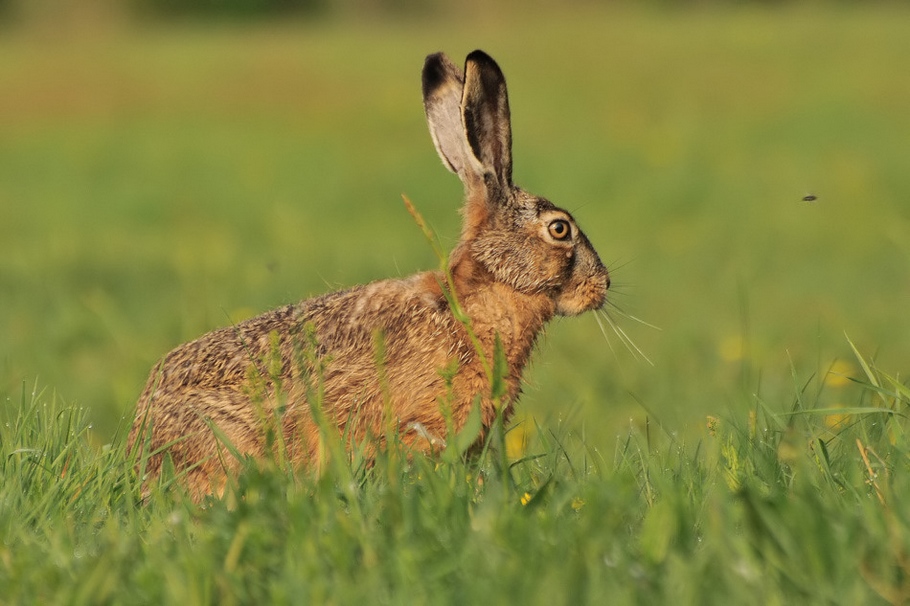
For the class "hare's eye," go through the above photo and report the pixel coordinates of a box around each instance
[548,220,571,241]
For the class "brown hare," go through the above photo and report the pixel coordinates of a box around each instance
[128,50,609,498]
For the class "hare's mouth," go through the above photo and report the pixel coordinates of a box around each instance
[555,275,609,316]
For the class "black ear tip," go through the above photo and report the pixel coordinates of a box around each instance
[422,52,450,96]
[424,52,446,70]
[465,49,500,72]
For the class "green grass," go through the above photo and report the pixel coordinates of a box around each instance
[1,4,909,603]
[2,346,909,603]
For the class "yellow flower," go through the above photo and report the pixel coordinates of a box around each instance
[825,360,855,388]
[571,497,585,512]
[825,410,851,429]
[719,336,745,362]
[521,492,532,506]
[506,422,531,460]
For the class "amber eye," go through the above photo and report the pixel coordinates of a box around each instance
[548,219,571,241]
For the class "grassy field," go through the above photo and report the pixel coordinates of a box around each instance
[1,4,909,603]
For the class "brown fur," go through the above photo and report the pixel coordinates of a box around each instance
[128,50,609,499]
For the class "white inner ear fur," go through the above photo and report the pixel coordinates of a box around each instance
[422,59,485,185]
[427,95,484,180]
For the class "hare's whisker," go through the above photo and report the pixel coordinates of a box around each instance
[597,309,654,367]
[606,302,662,331]
[593,309,622,365]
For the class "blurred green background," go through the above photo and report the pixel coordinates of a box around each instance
[1,1,908,444]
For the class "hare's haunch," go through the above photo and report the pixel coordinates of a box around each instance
[128,50,609,498]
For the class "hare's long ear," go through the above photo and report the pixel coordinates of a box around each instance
[461,50,512,190]
[422,53,483,182]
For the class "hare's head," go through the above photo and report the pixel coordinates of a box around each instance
[422,50,608,317]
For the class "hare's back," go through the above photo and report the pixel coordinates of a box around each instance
[148,271,454,395]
